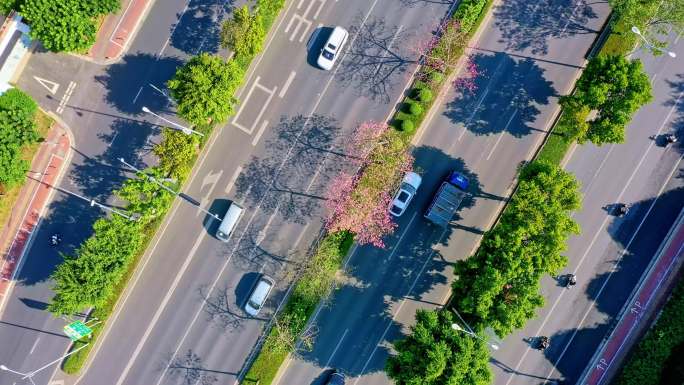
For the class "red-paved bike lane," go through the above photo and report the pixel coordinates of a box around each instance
[582,210,684,385]
[87,0,152,62]
[0,124,71,311]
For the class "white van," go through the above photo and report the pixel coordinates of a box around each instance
[245,275,275,316]
[216,202,244,242]
[317,26,349,70]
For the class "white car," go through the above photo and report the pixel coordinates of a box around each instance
[317,26,348,70]
[244,275,275,317]
[389,172,422,217]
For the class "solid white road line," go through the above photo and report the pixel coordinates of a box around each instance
[325,328,349,368]
[132,86,143,104]
[503,91,684,385]
[486,109,517,160]
[115,231,209,385]
[224,166,243,195]
[252,120,270,146]
[278,71,297,98]
[29,337,40,355]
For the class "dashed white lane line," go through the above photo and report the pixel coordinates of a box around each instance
[29,337,40,355]
[225,166,243,194]
[278,71,297,98]
[486,109,517,160]
[325,328,349,367]
[56,81,76,114]
[115,230,209,385]
[353,227,449,385]
[503,91,684,385]
[292,223,310,251]
[132,86,143,104]
[252,120,270,146]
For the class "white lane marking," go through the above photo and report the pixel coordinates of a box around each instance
[548,153,684,381]
[29,337,40,355]
[108,132,119,148]
[224,166,243,194]
[132,86,143,104]
[325,328,349,367]
[454,57,507,143]
[291,223,310,251]
[252,120,270,146]
[114,231,210,385]
[559,0,582,35]
[158,2,190,57]
[353,229,448,385]
[388,212,418,261]
[373,25,404,76]
[278,71,297,98]
[503,91,684,385]
[232,77,277,135]
[154,207,281,385]
[56,82,76,114]
[33,76,59,95]
[486,109,517,160]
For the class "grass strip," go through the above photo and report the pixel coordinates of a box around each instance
[0,110,52,235]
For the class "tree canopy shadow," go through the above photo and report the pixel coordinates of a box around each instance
[199,283,249,331]
[169,0,234,55]
[444,51,556,138]
[166,349,229,385]
[94,52,184,114]
[493,0,600,56]
[234,114,344,225]
[336,15,418,103]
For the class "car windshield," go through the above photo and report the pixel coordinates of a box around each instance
[327,43,337,50]
[397,190,410,202]
[322,49,335,60]
[248,299,261,310]
[390,205,403,215]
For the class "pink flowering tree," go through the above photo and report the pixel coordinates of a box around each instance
[325,121,414,248]
[453,55,481,93]
[415,19,469,76]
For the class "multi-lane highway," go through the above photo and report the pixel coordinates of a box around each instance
[275,0,611,384]
[0,0,455,385]
[491,30,684,385]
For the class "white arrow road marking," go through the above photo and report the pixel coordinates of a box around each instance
[48,380,65,385]
[33,76,59,95]
[197,170,223,217]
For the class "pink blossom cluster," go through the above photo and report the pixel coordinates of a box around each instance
[453,55,481,94]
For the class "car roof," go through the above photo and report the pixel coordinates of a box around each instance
[328,26,348,46]
[402,171,422,188]
[250,276,274,304]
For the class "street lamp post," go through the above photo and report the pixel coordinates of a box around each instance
[451,323,500,350]
[631,26,677,58]
[1,343,89,385]
[141,106,204,137]
[119,158,220,220]
[51,185,138,221]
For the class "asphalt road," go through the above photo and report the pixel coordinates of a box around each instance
[0,1,455,385]
[490,31,684,385]
[275,1,612,384]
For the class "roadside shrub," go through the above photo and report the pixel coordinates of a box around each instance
[395,111,414,124]
[429,71,445,85]
[401,119,415,133]
[409,102,423,116]
[454,0,489,33]
[419,88,433,103]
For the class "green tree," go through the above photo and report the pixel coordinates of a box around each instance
[167,53,245,127]
[386,309,492,385]
[220,5,265,60]
[452,161,581,336]
[609,0,684,39]
[0,0,23,13]
[152,128,199,180]
[20,0,119,52]
[48,215,144,316]
[115,167,175,224]
[561,55,652,145]
[0,88,38,187]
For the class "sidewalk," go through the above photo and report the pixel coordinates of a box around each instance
[86,0,153,63]
[579,207,684,385]
[0,121,71,313]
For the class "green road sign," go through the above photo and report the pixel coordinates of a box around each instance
[64,321,92,341]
